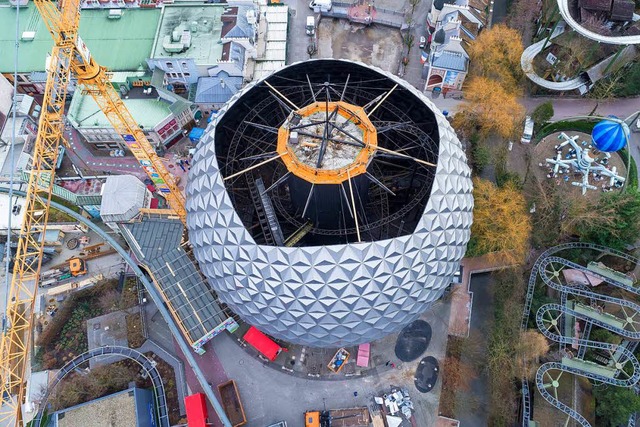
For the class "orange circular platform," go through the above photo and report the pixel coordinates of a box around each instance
[276,101,377,185]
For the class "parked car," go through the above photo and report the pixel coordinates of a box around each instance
[521,116,534,144]
[309,0,332,12]
[419,36,426,49]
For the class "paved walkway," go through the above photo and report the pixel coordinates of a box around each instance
[172,300,451,427]
[173,338,229,426]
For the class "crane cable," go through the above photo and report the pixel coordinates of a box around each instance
[3,0,21,332]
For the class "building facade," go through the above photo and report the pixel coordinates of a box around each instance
[424,0,486,93]
[67,73,194,150]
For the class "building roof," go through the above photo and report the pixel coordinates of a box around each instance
[221,5,255,40]
[0,6,161,73]
[68,91,173,129]
[431,50,468,71]
[579,0,613,11]
[220,41,246,65]
[186,59,473,347]
[243,326,281,361]
[253,4,288,80]
[52,388,141,427]
[100,175,149,222]
[150,5,225,66]
[610,0,635,21]
[194,72,242,104]
[120,218,227,344]
[185,393,208,427]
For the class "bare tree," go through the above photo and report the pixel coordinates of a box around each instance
[98,289,121,313]
[516,330,550,379]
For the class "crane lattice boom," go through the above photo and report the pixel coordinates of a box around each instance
[1,1,186,424]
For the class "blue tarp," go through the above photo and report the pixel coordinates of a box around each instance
[189,127,205,142]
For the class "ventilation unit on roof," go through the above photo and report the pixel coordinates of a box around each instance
[109,9,123,19]
[21,31,36,41]
[246,9,257,25]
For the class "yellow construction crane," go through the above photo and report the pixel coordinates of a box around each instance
[0,0,186,424]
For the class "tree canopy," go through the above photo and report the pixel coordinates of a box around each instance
[594,386,640,426]
[466,25,525,94]
[573,191,640,250]
[467,178,532,263]
[531,101,554,127]
[452,77,525,139]
[528,178,640,249]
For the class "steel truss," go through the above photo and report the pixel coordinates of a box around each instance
[520,243,640,427]
[216,75,439,244]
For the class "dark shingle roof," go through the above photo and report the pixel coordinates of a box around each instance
[579,0,613,11]
[610,0,634,20]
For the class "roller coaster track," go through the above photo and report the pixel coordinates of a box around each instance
[32,346,169,427]
[557,0,640,45]
[521,243,640,427]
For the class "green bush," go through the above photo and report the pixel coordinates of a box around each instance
[594,386,640,426]
[472,143,491,173]
[535,120,596,142]
[576,191,640,250]
[589,328,622,344]
[613,61,640,97]
[531,101,554,131]
[619,147,638,191]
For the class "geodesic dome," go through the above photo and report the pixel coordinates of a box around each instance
[186,59,473,347]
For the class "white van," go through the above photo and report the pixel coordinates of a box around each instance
[521,116,534,144]
[309,0,332,12]
[306,16,315,35]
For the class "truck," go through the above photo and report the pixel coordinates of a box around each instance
[306,16,315,36]
[521,116,534,144]
[309,0,331,12]
[305,408,370,427]
[39,257,87,287]
[217,380,247,427]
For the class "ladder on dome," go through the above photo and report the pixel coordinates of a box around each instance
[246,173,284,246]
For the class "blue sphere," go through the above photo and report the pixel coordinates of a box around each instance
[592,118,630,152]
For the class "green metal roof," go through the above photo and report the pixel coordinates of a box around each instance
[68,92,172,130]
[0,4,161,73]
[151,4,225,66]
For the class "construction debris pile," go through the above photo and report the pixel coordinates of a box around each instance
[373,387,414,426]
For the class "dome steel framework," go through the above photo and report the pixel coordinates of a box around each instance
[186,59,473,347]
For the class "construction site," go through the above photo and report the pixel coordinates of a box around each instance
[0,0,476,425]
